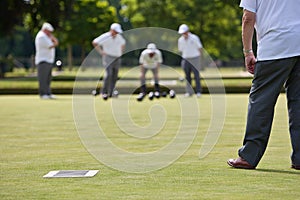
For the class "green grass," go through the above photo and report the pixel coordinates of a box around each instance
[1,94,299,200]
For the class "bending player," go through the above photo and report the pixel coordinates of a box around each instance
[137,43,163,101]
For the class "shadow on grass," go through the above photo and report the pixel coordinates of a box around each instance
[256,168,300,175]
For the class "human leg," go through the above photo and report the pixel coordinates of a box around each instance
[37,62,53,96]
[285,56,300,167]
[137,67,147,101]
[140,67,147,93]
[181,59,193,95]
[151,68,160,98]
[152,68,160,92]
[189,57,202,94]
[238,58,294,167]
[110,57,120,97]
[102,55,115,96]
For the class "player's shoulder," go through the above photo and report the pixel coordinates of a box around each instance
[154,49,162,55]
[143,48,153,53]
[178,35,185,41]
[36,30,46,38]
[190,33,200,39]
[94,32,110,41]
[189,33,201,43]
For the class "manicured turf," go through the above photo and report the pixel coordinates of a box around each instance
[0,94,299,199]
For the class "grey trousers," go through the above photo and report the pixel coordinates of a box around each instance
[102,55,120,96]
[140,67,159,93]
[37,62,53,96]
[239,56,300,167]
[181,56,201,94]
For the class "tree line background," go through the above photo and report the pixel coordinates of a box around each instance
[0,0,243,72]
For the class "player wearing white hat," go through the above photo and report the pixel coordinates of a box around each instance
[137,43,163,101]
[35,22,59,99]
[92,23,126,100]
[178,24,203,97]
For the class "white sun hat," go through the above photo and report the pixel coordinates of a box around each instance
[110,23,123,33]
[147,43,157,52]
[178,24,189,34]
[42,22,54,32]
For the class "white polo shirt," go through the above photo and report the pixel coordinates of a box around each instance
[35,31,55,65]
[240,0,300,61]
[93,32,126,57]
[139,49,163,69]
[178,33,203,59]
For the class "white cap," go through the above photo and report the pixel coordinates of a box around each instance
[147,43,157,52]
[110,23,123,33]
[42,22,54,32]
[178,24,189,34]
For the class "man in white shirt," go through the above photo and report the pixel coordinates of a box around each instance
[35,22,59,99]
[137,43,163,101]
[92,23,126,100]
[178,24,203,97]
[228,0,300,170]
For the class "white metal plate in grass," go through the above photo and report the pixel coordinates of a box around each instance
[43,170,99,178]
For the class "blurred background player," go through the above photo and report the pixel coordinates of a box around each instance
[92,23,126,100]
[137,43,163,101]
[35,22,59,99]
[178,24,203,97]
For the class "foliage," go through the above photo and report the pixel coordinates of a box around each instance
[1,0,245,67]
[62,0,117,52]
[23,0,117,53]
[120,0,243,60]
[0,0,29,37]
[23,0,69,35]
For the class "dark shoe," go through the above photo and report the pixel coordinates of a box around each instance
[137,93,145,101]
[291,164,300,170]
[227,157,255,169]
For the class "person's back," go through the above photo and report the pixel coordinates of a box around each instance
[242,0,300,60]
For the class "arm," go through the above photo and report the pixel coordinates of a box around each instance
[156,51,162,69]
[199,48,202,54]
[49,34,59,48]
[92,41,105,56]
[198,47,203,56]
[121,44,125,54]
[242,9,256,74]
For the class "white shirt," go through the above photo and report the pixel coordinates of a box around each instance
[35,31,55,65]
[139,49,163,69]
[93,32,126,57]
[178,33,203,59]
[240,0,300,61]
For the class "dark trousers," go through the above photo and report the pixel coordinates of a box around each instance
[102,55,120,96]
[181,57,201,94]
[239,56,300,167]
[37,62,53,96]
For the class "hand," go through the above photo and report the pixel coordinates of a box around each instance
[94,45,105,56]
[50,35,59,46]
[100,51,106,56]
[244,54,256,74]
